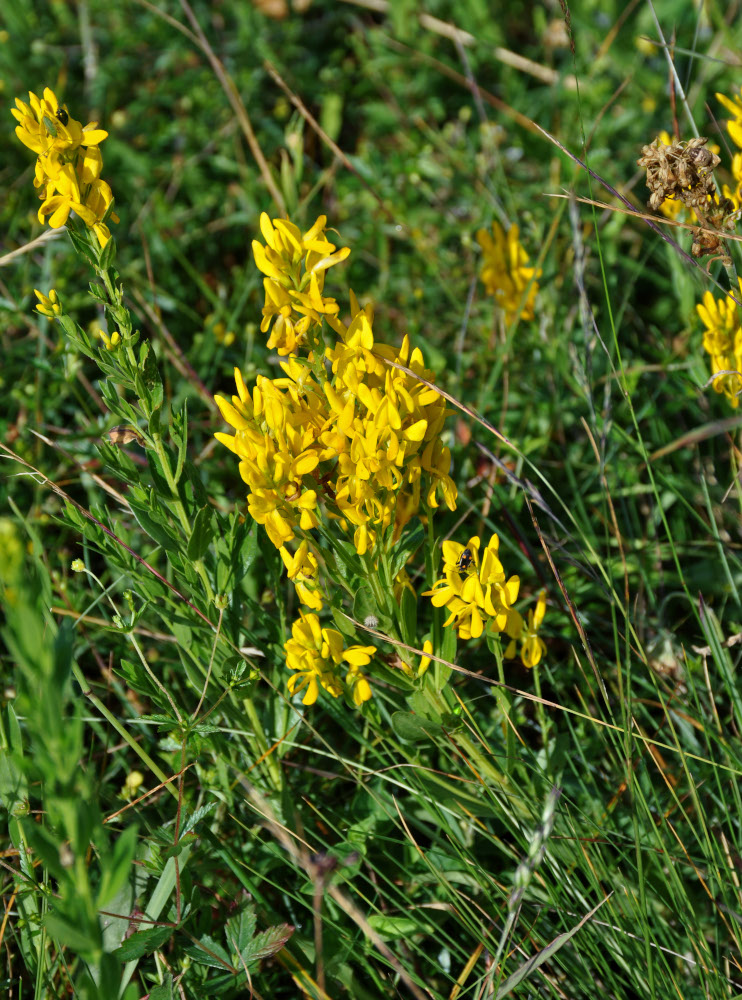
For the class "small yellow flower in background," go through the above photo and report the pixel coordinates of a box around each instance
[12,87,118,243]
[121,770,144,799]
[505,591,547,668]
[34,288,62,318]
[212,321,236,347]
[696,279,742,407]
[284,611,375,705]
[71,558,86,572]
[476,221,540,323]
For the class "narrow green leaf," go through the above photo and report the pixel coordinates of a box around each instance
[187,505,214,562]
[67,227,99,266]
[96,824,138,908]
[127,500,180,553]
[495,894,612,998]
[173,399,188,486]
[44,913,100,954]
[98,235,117,271]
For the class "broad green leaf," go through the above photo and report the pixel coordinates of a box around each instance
[391,710,445,743]
[240,922,293,965]
[115,925,174,961]
[183,934,233,970]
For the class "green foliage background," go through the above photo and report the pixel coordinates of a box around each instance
[3,1,742,998]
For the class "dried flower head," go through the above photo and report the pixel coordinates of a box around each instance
[638,136,720,212]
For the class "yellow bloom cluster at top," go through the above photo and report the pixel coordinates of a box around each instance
[215,214,457,561]
[476,221,540,323]
[423,535,546,667]
[12,87,117,246]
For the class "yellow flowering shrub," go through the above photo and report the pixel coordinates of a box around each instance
[12,87,117,246]
[215,214,547,702]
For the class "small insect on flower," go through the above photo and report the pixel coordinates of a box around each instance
[56,107,68,126]
[456,547,473,574]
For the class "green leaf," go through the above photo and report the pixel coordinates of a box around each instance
[225,905,256,959]
[240,923,293,965]
[399,586,417,646]
[148,975,174,1000]
[367,915,419,939]
[67,227,99,266]
[96,823,139,908]
[137,340,164,414]
[98,234,117,271]
[44,913,100,955]
[187,505,214,562]
[127,499,180,553]
[0,705,28,814]
[495,895,611,998]
[173,400,188,486]
[115,925,174,961]
[391,711,445,743]
[351,586,393,636]
[183,934,233,970]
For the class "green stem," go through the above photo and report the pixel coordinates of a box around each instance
[242,695,282,791]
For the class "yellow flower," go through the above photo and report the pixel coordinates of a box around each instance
[505,591,547,668]
[99,329,121,350]
[121,770,144,799]
[12,87,107,158]
[476,221,540,322]
[717,90,742,149]
[253,213,350,354]
[696,279,742,407]
[284,611,375,705]
[13,87,116,243]
[423,535,521,641]
[34,288,62,318]
[398,638,434,679]
[280,540,324,610]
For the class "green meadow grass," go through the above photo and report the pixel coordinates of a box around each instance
[3,2,742,998]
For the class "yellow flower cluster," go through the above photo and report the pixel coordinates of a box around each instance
[476,221,540,323]
[689,91,742,408]
[423,535,546,667]
[716,93,742,211]
[285,612,375,706]
[215,214,460,704]
[696,280,742,406]
[12,87,117,246]
[215,214,457,558]
[252,213,350,355]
